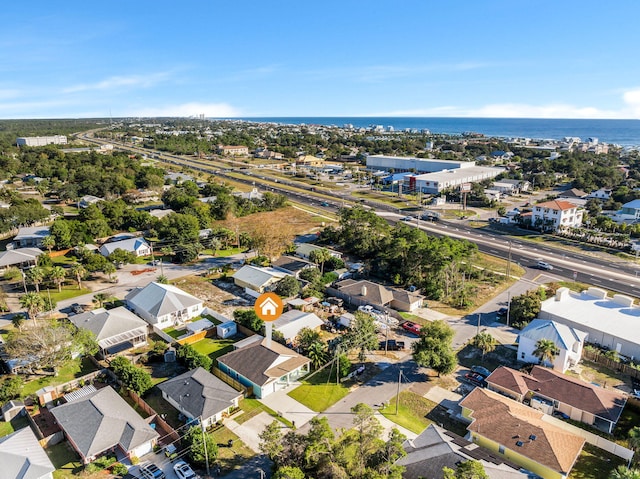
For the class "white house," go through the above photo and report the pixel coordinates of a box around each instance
[517,319,587,373]
[125,282,204,329]
[99,237,151,257]
[539,287,640,360]
[530,199,583,232]
[272,310,324,341]
[232,265,289,297]
[613,199,640,224]
[587,188,612,200]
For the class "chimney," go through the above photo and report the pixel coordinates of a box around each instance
[361,285,367,297]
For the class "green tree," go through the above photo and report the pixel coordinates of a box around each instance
[443,460,489,479]
[259,420,284,462]
[19,292,45,320]
[110,356,153,395]
[102,262,117,282]
[628,426,640,451]
[70,263,87,290]
[472,332,496,359]
[307,341,327,370]
[273,466,306,479]
[532,339,559,366]
[11,313,25,331]
[609,466,640,479]
[108,248,136,267]
[48,266,67,292]
[509,290,542,329]
[25,266,45,293]
[309,248,332,275]
[351,403,383,476]
[338,353,351,379]
[304,416,335,470]
[344,312,379,361]
[41,235,56,254]
[176,344,213,371]
[275,275,301,298]
[412,320,457,376]
[0,376,23,402]
[156,274,169,284]
[93,292,111,308]
[182,425,218,469]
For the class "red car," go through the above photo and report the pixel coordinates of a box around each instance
[401,321,421,335]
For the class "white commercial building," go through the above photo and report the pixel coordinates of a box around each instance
[412,166,505,194]
[366,155,475,173]
[16,135,67,147]
[539,287,640,360]
[530,199,583,231]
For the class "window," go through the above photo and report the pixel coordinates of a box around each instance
[499,445,505,454]
[521,352,525,359]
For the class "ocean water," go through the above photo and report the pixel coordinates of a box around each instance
[228,117,640,147]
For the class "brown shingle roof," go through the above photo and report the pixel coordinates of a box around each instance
[460,388,584,475]
[487,366,627,423]
[335,279,394,305]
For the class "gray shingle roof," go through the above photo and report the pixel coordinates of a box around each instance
[51,386,158,460]
[0,426,55,479]
[68,306,148,350]
[0,248,43,268]
[158,367,242,421]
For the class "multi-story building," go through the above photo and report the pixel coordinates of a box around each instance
[530,200,583,231]
[16,135,67,147]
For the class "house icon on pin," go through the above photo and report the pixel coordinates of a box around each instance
[259,297,278,317]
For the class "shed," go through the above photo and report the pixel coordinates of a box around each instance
[1,400,25,422]
[186,318,214,334]
[217,321,237,339]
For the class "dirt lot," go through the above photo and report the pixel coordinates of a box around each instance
[171,275,253,319]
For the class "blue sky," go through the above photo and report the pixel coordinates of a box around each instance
[3,0,640,119]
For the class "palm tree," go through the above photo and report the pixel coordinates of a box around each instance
[48,266,67,292]
[11,313,25,331]
[156,274,169,284]
[533,339,559,366]
[473,332,496,359]
[25,266,45,293]
[93,293,111,309]
[309,248,332,275]
[70,263,87,290]
[19,293,45,321]
[628,426,640,451]
[609,465,640,479]
[102,262,116,282]
[41,235,55,254]
[307,341,327,370]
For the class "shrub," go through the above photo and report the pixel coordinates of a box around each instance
[111,463,129,476]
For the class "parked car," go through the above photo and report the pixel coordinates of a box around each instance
[401,321,421,335]
[401,216,414,222]
[464,372,486,386]
[70,303,84,314]
[173,460,199,479]
[379,339,406,351]
[471,365,492,378]
[140,464,165,479]
[536,260,553,270]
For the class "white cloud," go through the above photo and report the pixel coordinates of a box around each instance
[623,88,640,117]
[124,102,242,118]
[63,72,172,93]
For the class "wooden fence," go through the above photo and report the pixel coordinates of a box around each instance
[177,330,208,345]
[212,367,252,397]
[582,348,640,380]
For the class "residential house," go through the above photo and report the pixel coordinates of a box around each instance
[587,188,612,200]
[148,208,175,219]
[613,199,640,224]
[459,387,585,479]
[51,386,159,464]
[12,226,50,249]
[233,187,263,201]
[0,426,55,479]
[164,172,195,184]
[530,200,583,232]
[491,180,522,195]
[294,243,343,261]
[397,424,531,479]
[272,310,324,342]
[68,306,148,357]
[158,367,243,428]
[0,247,43,271]
[99,237,151,258]
[540,287,640,360]
[272,255,315,278]
[517,319,587,372]
[232,265,289,297]
[78,195,104,208]
[125,282,204,329]
[217,335,310,398]
[485,366,627,434]
[333,279,424,312]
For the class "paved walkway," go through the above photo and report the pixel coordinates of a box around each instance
[224,412,282,453]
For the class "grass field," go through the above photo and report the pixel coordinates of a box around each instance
[287,368,350,412]
[569,443,625,479]
[235,398,293,428]
[21,356,100,398]
[191,338,236,362]
[209,425,255,475]
[0,414,29,438]
[47,442,83,479]
[380,391,436,434]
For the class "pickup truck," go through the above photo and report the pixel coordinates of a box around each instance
[379,339,406,351]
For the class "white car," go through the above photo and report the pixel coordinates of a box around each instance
[173,460,199,479]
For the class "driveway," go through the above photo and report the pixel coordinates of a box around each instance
[224,411,284,453]
[258,384,317,428]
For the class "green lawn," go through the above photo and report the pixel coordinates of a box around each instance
[0,414,29,438]
[143,387,182,428]
[287,368,350,412]
[164,326,186,339]
[379,391,478,437]
[191,338,236,362]
[47,442,83,479]
[21,357,100,398]
[43,287,92,303]
[235,398,293,428]
[569,443,625,479]
[209,425,255,475]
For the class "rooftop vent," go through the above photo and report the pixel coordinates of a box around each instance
[529,434,537,441]
[516,441,524,447]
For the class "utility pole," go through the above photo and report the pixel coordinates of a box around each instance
[395,368,402,415]
[506,291,511,327]
[201,418,210,477]
[476,313,481,337]
[385,312,390,356]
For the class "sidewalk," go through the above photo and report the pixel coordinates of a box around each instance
[224,412,278,453]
